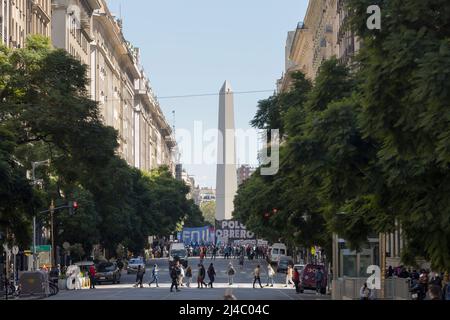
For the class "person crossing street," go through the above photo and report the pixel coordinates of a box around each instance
[253,265,263,289]
[207,263,216,288]
[170,261,181,292]
[227,262,236,285]
[266,264,275,287]
[134,265,145,288]
[148,264,159,287]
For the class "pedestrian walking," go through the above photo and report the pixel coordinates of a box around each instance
[207,263,216,288]
[200,247,205,264]
[197,264,207,288]
[253,265,263,289]
[293,268,300,293]
[227,262,236,285]
[134,265,145,288]
[186,266,193,288]
[170,262,181,292]
[179,264,185,287]
[239,253,244,270]
[148,264,159,287]
[285,265,294,287]
[315,268,324,295]
[266,264,275,287]
[212,246,217,260]
[89,264,96,289]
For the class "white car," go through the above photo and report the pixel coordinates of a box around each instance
[127,257,145,274]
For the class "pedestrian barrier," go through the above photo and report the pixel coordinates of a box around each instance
[332,277,411,300]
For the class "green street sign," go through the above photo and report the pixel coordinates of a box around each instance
[31,245,51,252]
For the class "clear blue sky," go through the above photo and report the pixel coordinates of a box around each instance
[107,0,308,188]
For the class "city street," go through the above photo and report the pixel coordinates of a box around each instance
[47,257,330,300]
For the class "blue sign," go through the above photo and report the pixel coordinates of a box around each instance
[179,227,215,244]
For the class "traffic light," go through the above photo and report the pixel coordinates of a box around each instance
[69,201,78,215]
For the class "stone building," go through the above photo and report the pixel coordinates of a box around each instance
[0,0,51,48]
[278,0,359,91]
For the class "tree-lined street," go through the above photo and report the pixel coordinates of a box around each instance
[47,257,330,300]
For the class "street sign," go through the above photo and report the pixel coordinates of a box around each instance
[30,245,51,253]
[24,250,32,256]
[12,246,19,255]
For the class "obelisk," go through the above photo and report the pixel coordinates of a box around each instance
[215,81,238,221]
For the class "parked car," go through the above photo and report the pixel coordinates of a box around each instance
[127,257,145,274]
[299,264,327,294]
[277,256,294,273]
[95,262,121,284]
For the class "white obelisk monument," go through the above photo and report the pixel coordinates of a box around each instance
[215,81,238,221]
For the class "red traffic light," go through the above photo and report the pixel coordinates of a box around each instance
[73,201,78,209]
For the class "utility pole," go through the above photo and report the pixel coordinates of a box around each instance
[380,233,386,299]
[31,160,50,271]
[50,200,55,268]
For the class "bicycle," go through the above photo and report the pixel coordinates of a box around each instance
[48,281,59,296]
[1,281,19,299]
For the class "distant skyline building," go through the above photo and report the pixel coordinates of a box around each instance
[215,81,238,221]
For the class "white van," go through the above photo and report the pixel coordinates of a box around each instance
[269,243,287,262]
[169,242,188,267]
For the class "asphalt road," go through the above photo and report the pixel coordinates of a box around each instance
[47,257,330,300]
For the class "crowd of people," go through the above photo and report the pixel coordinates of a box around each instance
[187,243,270,261]
[387,267,450,301]
[357,266,450,300]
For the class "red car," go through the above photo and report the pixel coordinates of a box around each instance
[299,264,327,294]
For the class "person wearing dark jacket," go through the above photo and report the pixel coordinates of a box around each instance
[197,264,207,288]
[134,265,145,288]
[293,268,300,293]
[207,263,216,288]
[170,262,181,292]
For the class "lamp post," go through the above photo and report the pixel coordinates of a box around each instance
[31,160,50,271]
[50,200,55,268]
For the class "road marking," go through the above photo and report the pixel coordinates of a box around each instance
[277,288,295,300]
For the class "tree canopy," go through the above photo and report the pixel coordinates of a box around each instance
[234,0,450,271]
[0,36,202,258]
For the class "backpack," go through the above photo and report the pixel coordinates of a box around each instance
[228,267,235,276]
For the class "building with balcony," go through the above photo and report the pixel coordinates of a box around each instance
[90,0,140,167]
[278,0,360,93]
[51,0,99,66]
[0,0,51,49]
[134,58,176,174]
[28,0,51,38]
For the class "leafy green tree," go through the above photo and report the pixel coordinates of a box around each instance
[200,201,216,226]
[1,36,199,258]
[183,199,207,227]
[345,0,450,269]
